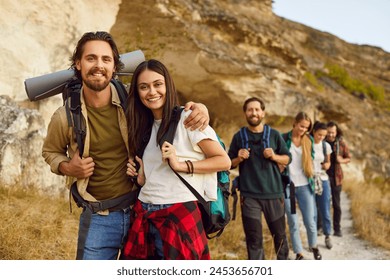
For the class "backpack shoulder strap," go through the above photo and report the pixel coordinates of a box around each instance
[158,106,184,147]
[135,106,183,159]
[239,127,249,149]
[111,78,128,111]
[322,141,328,163]
[63,78,85,157]
[336,138,340,156]
[262,124,271,149]
[63,78,82,127]
[135,129,152,159]
[70,91,86,157]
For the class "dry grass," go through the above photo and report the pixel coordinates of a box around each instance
[0,186,80,260]
[343,179,390,251]
[1,179,389,260]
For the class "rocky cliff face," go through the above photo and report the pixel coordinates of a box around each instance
[111,0,390,182]
[0,96,65,194]
[1,0,389,193]
[0,0,121,192]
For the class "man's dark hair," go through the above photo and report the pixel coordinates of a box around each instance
[327,120,343,138]
[70,31,124,80]
[243,97,265,112]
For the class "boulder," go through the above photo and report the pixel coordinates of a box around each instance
[0,95,66,195]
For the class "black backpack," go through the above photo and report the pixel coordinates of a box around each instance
[136,106,231,239]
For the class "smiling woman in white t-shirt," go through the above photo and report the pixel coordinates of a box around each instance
[122,59,231,260]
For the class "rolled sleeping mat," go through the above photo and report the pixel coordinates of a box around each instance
[24,49,145,101]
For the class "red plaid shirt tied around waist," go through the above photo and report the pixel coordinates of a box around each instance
[122,200,210,260]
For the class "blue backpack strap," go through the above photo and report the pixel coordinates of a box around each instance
[239,125,271,150]
[262,124,271,149]
[239,127,249,149]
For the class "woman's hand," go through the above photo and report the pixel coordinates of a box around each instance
[127,156,145,186]
[161,141,178,167]
[161,141,186,172]
[321,161,331,171]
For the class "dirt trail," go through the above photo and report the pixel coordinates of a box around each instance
[292,191,390,260]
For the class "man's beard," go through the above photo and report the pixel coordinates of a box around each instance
[83,69,112,91]
[84,78,111,92]
[327,136,336,142]
[247,116,262,127]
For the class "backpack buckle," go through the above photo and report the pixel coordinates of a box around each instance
[88,201,104,213]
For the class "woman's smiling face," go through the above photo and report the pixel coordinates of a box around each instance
[293,119,311,137]
[137,69,167,119]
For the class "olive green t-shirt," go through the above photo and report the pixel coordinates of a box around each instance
[86,104,130,200]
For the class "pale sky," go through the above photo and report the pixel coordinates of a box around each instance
[273,0,390,53]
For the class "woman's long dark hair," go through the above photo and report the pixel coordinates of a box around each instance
[126,59,180,156]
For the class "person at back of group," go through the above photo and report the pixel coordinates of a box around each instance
[326,121,351,237]
[282,112,322,260]
[123,59,231,260]
[42,31,210,260]
[311,121,333,249]
[228,97,291,260]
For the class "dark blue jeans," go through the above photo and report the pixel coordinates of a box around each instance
[80,207,131,260]
[285,185,318,253]
[141,202,173,259]
[315,180,332,236]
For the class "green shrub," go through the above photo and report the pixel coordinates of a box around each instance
[304,71,323,91]
[324,63,385,102]
[367,82,385,102]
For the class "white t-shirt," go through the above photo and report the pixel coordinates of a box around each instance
[313,141,332,180]
[138,110,219,204]
[289,143,309,187]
